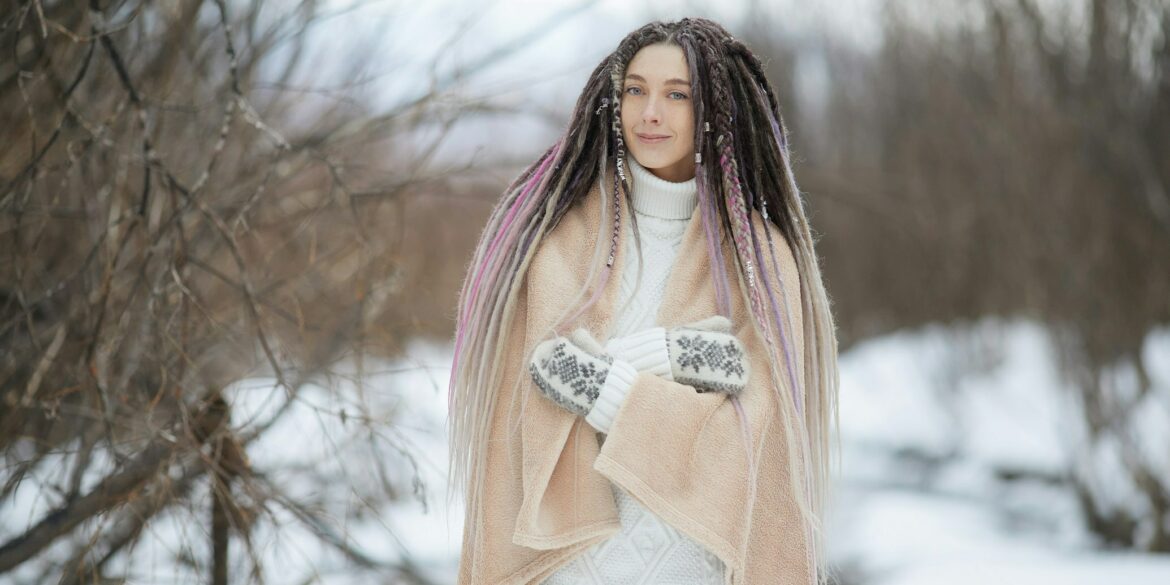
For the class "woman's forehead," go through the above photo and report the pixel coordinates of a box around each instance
[626,44,690,83]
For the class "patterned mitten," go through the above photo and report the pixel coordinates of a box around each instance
[529,328,637,431]
[665,316,750,395]
[604,316,750,395]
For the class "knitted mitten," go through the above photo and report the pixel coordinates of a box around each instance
[605,316,750,395]
[666,316,750,395]
[528,328,637,429]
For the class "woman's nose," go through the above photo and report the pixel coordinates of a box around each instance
[642,101,660,123]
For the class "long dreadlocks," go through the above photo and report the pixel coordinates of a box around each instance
[448,17,840,584]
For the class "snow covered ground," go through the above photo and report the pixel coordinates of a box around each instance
[4,318,1167,583]
[828,319,1170,584]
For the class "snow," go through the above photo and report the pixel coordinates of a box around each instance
[220,340,466,583]
[829,318,1170,584]
[4,318,1168,583]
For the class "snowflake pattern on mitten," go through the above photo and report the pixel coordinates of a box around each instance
[668,331,749,394]
[529,339,612,416]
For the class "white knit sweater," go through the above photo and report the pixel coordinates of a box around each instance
[542,157,725,585]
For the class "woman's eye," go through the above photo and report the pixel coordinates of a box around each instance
[623,87,688,100]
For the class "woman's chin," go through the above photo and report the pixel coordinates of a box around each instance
[629,152,667,170]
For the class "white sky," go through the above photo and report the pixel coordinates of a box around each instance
[291,0,886,169]
[290,0,1107,171]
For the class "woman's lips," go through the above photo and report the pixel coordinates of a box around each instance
[637,133,670,144]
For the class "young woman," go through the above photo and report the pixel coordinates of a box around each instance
[448,17,839,585]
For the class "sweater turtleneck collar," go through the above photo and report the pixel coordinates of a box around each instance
[626,155,698,220]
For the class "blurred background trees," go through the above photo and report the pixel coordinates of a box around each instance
[786,0,1170,553]
[0,0,580,582]
[1,0,1167,583]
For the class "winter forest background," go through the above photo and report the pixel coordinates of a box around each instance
[2,0,1169,583]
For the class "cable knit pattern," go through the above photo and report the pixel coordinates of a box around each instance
[603,327,672,381]
[542,156,725,585]
[585,359,637,433]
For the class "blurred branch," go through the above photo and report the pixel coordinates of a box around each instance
[57,459,204,585]
[0,0,575,579]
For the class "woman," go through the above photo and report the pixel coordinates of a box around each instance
[448,17,839,585]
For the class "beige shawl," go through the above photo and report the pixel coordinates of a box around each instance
[457,165,810,585]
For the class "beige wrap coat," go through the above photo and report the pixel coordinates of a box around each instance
[457,164,811,585]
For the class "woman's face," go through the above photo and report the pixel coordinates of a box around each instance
[621,43,696,183]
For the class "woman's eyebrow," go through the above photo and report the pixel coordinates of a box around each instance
[624,73,690,86]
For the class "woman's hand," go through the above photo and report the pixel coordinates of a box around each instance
[528,328,637,420]
[666,316,750,395]
[605,315,750,395]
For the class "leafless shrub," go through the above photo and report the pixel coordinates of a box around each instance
[0,0,585,582]
[752,0,1169,552]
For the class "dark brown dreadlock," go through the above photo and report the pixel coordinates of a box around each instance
[450,17,840,584]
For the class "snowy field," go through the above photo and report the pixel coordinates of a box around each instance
[828,320,1170,584]
[3,318,1168,584]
